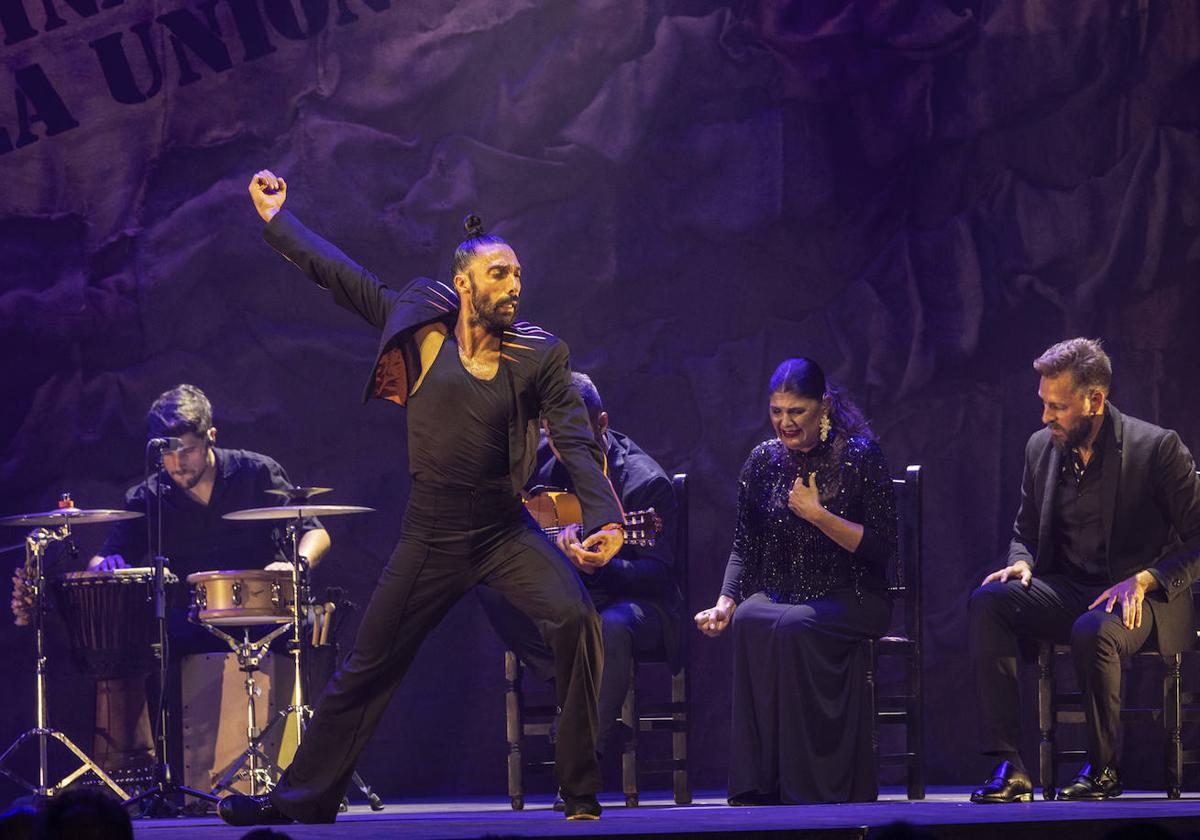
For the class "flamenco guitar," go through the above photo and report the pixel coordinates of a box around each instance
[523,488,662,547]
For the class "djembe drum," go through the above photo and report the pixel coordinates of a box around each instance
[52,568,177,783]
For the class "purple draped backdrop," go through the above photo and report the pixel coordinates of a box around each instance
[1,0,1198,798]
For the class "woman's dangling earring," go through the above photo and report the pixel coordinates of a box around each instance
[819,413,831,443]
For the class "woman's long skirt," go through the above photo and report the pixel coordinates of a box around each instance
[728,589,892,804]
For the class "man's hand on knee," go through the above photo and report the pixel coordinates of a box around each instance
[1088,570,1157,630]
[980,559,1032,589]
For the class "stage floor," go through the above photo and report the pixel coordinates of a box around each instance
[128,787,1200,839]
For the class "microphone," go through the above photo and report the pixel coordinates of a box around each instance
[148,437,184,451]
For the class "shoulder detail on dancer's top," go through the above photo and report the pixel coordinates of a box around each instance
[500,321,561,364]
[395,277,461,314]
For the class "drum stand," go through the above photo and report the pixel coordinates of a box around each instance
[203,622,293,796]
[0,526,130,800]
[201,521,382,809]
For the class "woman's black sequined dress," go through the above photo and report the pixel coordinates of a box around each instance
[719,432,897,804]
[721,433,897,603]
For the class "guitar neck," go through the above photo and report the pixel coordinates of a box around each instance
[525,490,660,547]
[542,523,644,541]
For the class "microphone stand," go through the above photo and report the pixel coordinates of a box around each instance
[123,441,219,816]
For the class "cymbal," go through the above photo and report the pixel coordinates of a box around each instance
[222,504,375,521]
[0,508,145,527]
[265,486,332,503]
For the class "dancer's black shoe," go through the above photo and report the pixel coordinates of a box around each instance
[217,794,295,827]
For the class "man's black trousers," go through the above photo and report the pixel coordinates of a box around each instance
[270,483,603,822]
[969,573,1155,771]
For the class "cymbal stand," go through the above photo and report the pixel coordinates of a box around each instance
[280,518,382,810]
[0,524,130,800]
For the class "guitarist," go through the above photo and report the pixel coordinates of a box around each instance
[479,372,682,770]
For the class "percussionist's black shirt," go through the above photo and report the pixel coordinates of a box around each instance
[97,448,321,578]
[407,336,511,490]
[1052,414,1110,584]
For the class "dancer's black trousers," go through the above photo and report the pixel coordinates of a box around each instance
[969,574,1155,770]
[270,483,604,822]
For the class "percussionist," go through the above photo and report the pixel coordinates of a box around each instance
[90,383,329,582]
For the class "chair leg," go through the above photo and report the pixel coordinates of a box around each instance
[1164,653,1182,800]
[671,667,691,805]
[906,646,925,800]
[621,661,638,807]
[504,651,525,810]
[864,640,879,771]
[863,639,883,800]
[1037,643,1056,800]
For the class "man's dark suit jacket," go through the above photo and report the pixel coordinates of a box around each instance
[531,429,685,671]
[1008,403,1200,654]
[262,210,623,537]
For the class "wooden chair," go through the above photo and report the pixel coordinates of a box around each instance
[1036,644,1193,799]
[864,464,925,799]
[1035,469,1200,800]
[503,473,691,809]
[616,473,691,806]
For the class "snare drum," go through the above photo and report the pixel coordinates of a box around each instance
[52,567,177,677]
[186,569,296,626]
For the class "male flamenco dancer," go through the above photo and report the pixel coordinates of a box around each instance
[220,169,625,825]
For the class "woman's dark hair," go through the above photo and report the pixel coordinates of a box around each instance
[453,213,510,275]
[768,357,874,440]
[146,383,213,439]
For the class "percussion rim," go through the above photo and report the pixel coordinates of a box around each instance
[185,569,297,583]
[194,611,295,626]
[57,569,179,584]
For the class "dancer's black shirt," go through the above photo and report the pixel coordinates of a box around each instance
[408,336,511,490]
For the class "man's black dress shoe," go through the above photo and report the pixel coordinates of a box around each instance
[218,793,296,827]
[970,761,1034,803]
[562,793,601,820]
[1057,764,1122,800]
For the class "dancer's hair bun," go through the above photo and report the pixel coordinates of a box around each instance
[463,214,485,238]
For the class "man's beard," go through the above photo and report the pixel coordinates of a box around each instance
[1050,415,1093,453]
[469,281,519,334]
[171,470,204,490]
[170,447,211,490]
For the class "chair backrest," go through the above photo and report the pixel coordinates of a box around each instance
[670,473,689,670]
[671,473,689,608]
[889,465,923,641]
